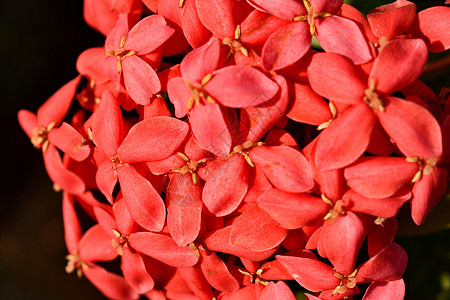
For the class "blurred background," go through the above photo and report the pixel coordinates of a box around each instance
[1,0,449,299]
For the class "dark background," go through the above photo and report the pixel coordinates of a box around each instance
[1,0,449,299]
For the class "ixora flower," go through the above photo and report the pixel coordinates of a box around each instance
[18,0,450,299]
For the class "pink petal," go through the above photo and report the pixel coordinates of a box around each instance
[344,156,419,198]
[363,279,405,300]
[250,145,314,193]
[121,247,155,294]
[356,243,407,283]
[262,22,311,71]
[117,164,166,232]
[308,52,366,105]
[378,96,442,158]
[202,155,249,216]
[118,116,188,163]
[37,76,81,127]
[125,14,174,54]
[95,161,117,204]
[257,189,329,229]
[180,0,211,48]
[83,265,139,300]
[167,77,192,118]
[76,47,108,83]
[370,39,428,95]
[314,103,376,170]
[204,65,279,108]
[122,55,161,105]
[43,145,85,194]
[260,281,296,300]
[167,174,203,246]
[92,90,123,157]
[130,232,199,267]
[230,203,288,251]
[316,16,371,65]
[113,198,138,235]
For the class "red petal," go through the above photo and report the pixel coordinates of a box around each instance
[167,77,192,118]
[287,82,332,125]
[17,109,38,139]
[370,39,428,95]
[246,0,305,20]
[48,122,90,162]
[37,76,81,127]
[199,248,239,293]
[178,267,215,299]
[343,188,410,218]
[262,22,311,71]
[83,265,139,300]
[121,247,155,294]
[76,47,108,83]
[117,164,166,232]
[113,198,138,235]
[83,0,119,36]
[204,65,279,108]
[378,96,442,158]
[43,145,85,194]
[95,161,117,205]
[276,253,340,292]
[323,212,367,275]
[130,232,199,267]
[230,203,288,251]
[411,167,447,225]
[63,193,82,253]
[257,189,329,229]
[78,225,118,262]
[118,116,188,163]
[356,243,407,283]
[126,14,174,54]
[92,90,123,157]
[367,0,416,40]
[196,0,236,39]
[308,52,366,105]
[363,279,405,300]
[316,16,371,65]
[167,174,203,246]
[180,0,211,48]
[409,6,450,52]
[260,281,296,300]
[344,156,418,198]
[189,103,233,157]
[181,36,220,83]
[202,155,249,216]
[314,103,376,170]
[122,55,161,105]
[250,145,315,193]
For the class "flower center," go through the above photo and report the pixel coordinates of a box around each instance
[226,140,264,167]
[111,229,131,256]
[363,78,385,112]
[293,0,333,35]
[31,121,56,152]
[105,35,137,74]
[111,155,124,170]
[239,268,269,286]
[322,194,346,221]
[407,156,438,182]
[185,73,216,110]
[222,25,249,60]
[171,152,207,185]
[333,269,358,296]
[65,251,88,278]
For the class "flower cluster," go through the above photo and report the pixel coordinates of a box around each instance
[18,0,450,299]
